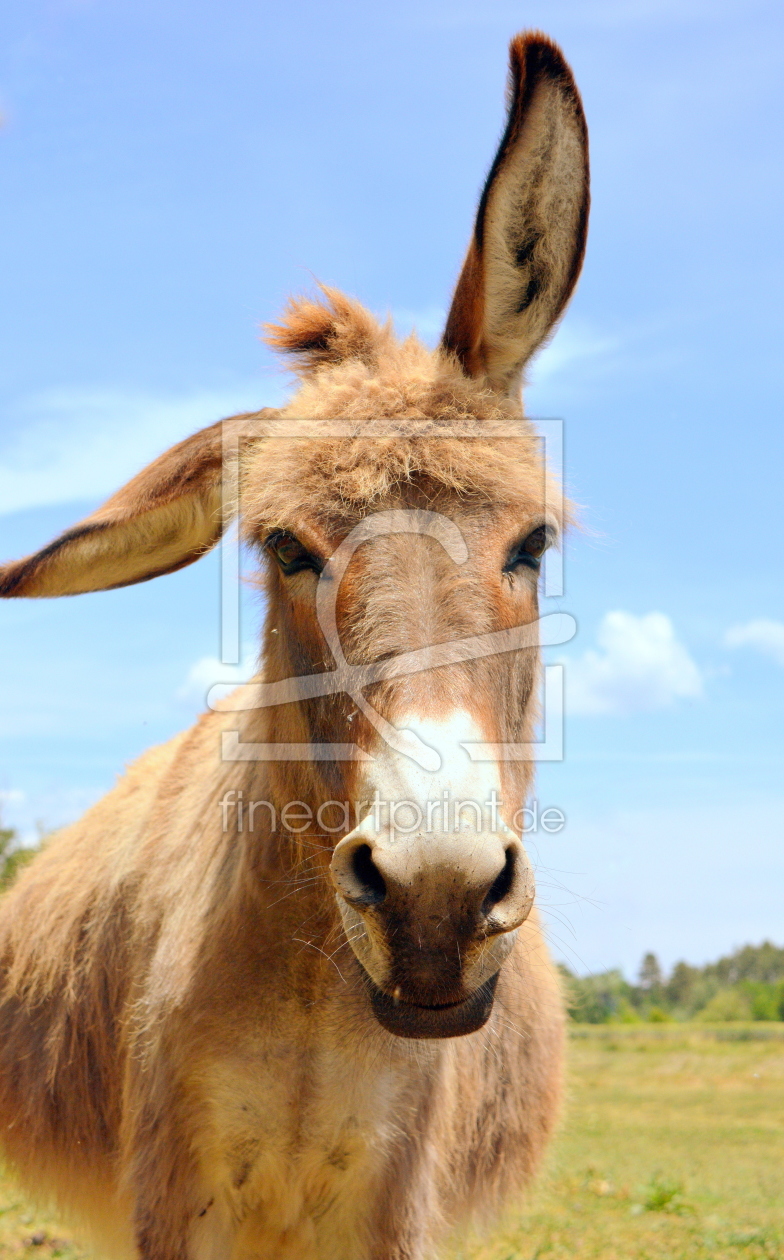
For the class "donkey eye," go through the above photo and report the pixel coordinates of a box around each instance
[504,526,551,573]
[265,532,323,576]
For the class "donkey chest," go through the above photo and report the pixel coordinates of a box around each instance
[199,1036,414,1225]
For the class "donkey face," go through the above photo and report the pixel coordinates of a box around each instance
[241,415,560,1036]
[0,34,588,1039]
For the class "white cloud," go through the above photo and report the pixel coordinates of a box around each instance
[178,651,259,705]
[564,610,703,716]
[724,619,784,668]
[0,789,26,826]
[0,789,25,805]
[528,321,621,387]
[0,786,100,846]
[390,309,622,383]
[391,305,447,345]
[0,383,280,516]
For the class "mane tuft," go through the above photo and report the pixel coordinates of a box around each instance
[263,285,387,376]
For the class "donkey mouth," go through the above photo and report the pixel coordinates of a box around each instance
[363,970,499,1040]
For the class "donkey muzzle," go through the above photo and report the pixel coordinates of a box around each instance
[330,819,535,1037]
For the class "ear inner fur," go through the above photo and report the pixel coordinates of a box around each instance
[0,410,274,598]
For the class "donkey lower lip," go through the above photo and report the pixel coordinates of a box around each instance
[363,970,500,1040]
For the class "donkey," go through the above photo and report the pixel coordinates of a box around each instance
[0,31,588,1260]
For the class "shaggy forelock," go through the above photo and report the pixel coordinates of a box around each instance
[244,291,550,538]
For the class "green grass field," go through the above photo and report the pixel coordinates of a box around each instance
[1,1024,782,1259]
[453,1024,784,1260]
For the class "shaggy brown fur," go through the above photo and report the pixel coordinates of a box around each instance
[0,31,589,1260]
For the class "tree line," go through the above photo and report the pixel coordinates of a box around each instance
[561,943,784,1022]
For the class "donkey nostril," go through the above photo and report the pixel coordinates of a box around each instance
[350,843,387,906]
[481,847,516,916]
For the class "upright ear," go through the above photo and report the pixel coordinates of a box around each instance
[0,410,273,598]
[441,32,589,392]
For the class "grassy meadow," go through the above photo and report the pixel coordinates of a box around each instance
[453,1023,784,1260]
[0,1024,782,1260]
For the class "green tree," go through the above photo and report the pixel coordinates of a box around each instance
[0,814,36,892]
[741,980,784,1020]
[706,941,784,987]
[638,952,664,1003]
[696,988,752,1021]
[665,960,699,1010]
[560,966,634,1023]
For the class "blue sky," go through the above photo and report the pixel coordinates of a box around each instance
[1,0,782,977]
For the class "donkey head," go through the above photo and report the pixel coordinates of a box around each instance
[0,33,588,1038]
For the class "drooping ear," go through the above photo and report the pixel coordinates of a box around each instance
[264,285,387,376]
[0,410,274,598]
[441,32,589,392]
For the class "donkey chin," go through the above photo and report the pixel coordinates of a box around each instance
[330,815,535,1039]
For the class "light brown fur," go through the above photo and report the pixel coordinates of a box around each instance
[0,31,588,1260]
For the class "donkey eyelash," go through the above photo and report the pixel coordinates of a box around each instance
[265,531,324,576]
[503,524,556,574]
